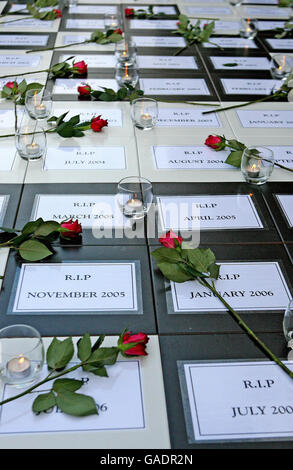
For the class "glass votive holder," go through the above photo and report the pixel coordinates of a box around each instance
[229,0,243,6]
[115,38,137,66]
[25,89,53,121]
[241,146,274,185]
[0,324,44,388]
[239,18,257,39]
[270,54,292,80]
[116,176,153,220]
[15,123,47,161]
[115,63,139,88]
[131,98,158,130]
[104,13,120,31]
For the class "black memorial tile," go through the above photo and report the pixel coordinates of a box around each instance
[258,36,293,53]
[196,35,267,56]
[201,51,272,78]
[0,184,23,229]
[15,183,147,245]
[148,182,281,246]
[260,182,293,243]
[0,244,156,336]
[137,51,206,78]
[159,333,291,449]
[150,243,293,334]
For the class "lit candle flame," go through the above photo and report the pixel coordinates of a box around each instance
[124,64,129,79]
[278,55,286,72]
[246,18,251,33]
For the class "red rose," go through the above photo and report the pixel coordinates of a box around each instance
[5,81,17,90]
[159,230,183,249]
[113,28,123,35]
[125,8,134,17]
[90,115,108,132]
[60,219,82,238]
[205,134,226,151]
[122,332,149,356]
[77,83,91,96]
[72,60,88,75]
[53,9,62,18]
[176,21,181,26]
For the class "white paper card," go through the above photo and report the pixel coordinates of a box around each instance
[44,146,126,171]
[0,360,145,434]
[130,19,178,29]
[209,20,241,32]
[62,34,91,45]
[275,195,293,227]
[203,37,258,48]
[157,195,263,231]
[266,146,293,168]
[140,78,210,95]
[65,19,105,29]
[257,21,285,31]
[0,195,9,224]
[69,5,117,14]
[12,262,138,313]
[210,56,271,70]
[237,110,293,128]
[0,54,41,67]
[0,35,49,46]
[31,194,130,229]
[171,261,291,312]
[128,5,177,14]
[53,79,118,95]
[266,38,293,50]
[244,7,290,17]
[243,0,278,3]
[1,19,54,29]
[136,55,197,70]
[131,35,185,47]
[152,146,232,170]
[156,108,221,127]
[183,360,293,442]
[221,78,280,95]
[0,109,24,128]
[187,6,233,15]
[60,54,116,68]
[57,108,122,127]
[0,148,16,171]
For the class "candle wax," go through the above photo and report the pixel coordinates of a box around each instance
[7,356,32,379]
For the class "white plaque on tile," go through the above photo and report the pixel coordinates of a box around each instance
[136,55,197,70]
[244,6,290,17]
[181,360,293,442]
[131,35,185,47]
[266,38,293,50]
[60,54,116,68]
[0,148,16,171]
[210,20,241,32]
[257,20,285,31]
[0,109,24,128]
[53,78,118,94]
[69,5,117,14]
[267,146,293,168]
[210,56,270,70]
[237,110,293,128]
[187,6,233,15]
[65,19,104,29]
[203,37,258,48]
[171,261,291,312]
[156,108,221,127]
[0,35,49,46]
[157,195,263,231]
[0,360,145,434]
[128,5,177,14]
[31,194,130,229]
[243,0,278,3]
[129,19,177,29]
[62,34,91,45]
[140,78,210,95]
[0,54,41,67]
[275,195,293,227]
[152,146,232,170]
[12,262,138,313]
[1,19,54,29]
[220,78,280,95]
[44,146,126,170]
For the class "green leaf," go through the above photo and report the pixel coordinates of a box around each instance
[33,221,61,237]
[32,391,56,413]
[156,261,194,283]
[77,332,92,362]
[225,150,243,168]
[56,391,98,417]
[208,262,220,279]
[222,63,238,67]
[82,364,108,377]
[151,247,183,264]
[87,347,119,366]
[18,239,53,261]
[46,337,74,370]
[183,248,216,274]
[22,218,44,235]
[91,335,105,352]
[53,378,83,393]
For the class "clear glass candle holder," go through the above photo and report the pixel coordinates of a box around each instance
[229,0,243,6]
[270,54,293,80]
[241,146,274,185]
[283,299,293,343]
[0,324,44,388]
[115,38,137,66]
[115,63,139,88]
[25,89,53,121]
[15,122,47,161]
[131,98,158,130]
[239,18,257,39]
[116,176,153,220]
[104,13,120,31]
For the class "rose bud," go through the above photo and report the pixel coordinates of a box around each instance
[77,83,91,96]
[159,230,183,248]
[90,115,108,132]
[113,28,123,35]
[72,60,88,75]
[125,8,134,17]
[205,134,226,151]
[5,81,18,90]
[60,219,82,238]
[53,9,62,18]
[122,331,149,356]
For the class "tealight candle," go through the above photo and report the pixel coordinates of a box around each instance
[26,142,40,156]
[124,197,143,216]
[246,162,260,178]
[34,103,46,117]
[6,355,32,379]
[140,113,153,127]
